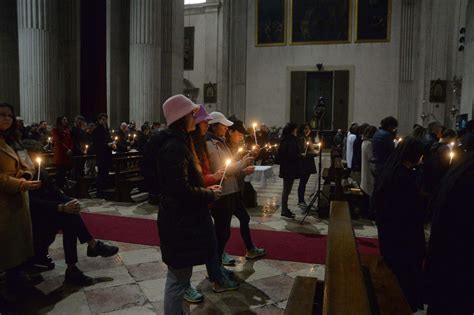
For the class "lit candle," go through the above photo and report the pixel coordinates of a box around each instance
[112,129,115,134]
[233,147,244,159]
[36,157,41,181]
[47,137,51,144]
[85,144,89,154]
[133,134,137,140]
[252,145,257,151]
[253,123,258,145]
[449,151,454,164]
[304,141,310,156]
[114,136,118,144]
[219,159,232,187]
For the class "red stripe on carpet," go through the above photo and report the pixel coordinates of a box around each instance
[81,212,379,264]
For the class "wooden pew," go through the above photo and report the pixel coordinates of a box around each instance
[323,200,372,314]
[324,201,411,315]
[104,152,144,202]
[69,154,97,198]
[285,276,323,315]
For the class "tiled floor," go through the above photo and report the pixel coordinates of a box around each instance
[2,157,427,314]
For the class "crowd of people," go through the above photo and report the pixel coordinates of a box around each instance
[1,95,473,314]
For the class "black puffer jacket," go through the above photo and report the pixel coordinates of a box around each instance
[278,134,301,179]
[156,129,216,269]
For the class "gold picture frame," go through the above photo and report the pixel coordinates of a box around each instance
[290,0,352,45]
[355,0,392,43]
[255,0,287,47]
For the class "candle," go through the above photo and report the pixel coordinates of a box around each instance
[219,159,232,187]
[252,145,257,151]
[304,141,310,156]
[112,129,115,134]
[47,137,51,143]
[85,144,89,154]
[114,136,118,142]
[253,123,258,145]
[133,134,137,139]
[36,157,41,181]
[449,151,454,164]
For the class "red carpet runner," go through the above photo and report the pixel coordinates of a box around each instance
[81,212,379,264]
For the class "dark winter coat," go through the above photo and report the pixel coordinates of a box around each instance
[91,124,113,167]
[372,128,395,171]
[155,129,217,269]
[374,164,426,309]
[424,150,474,313]
[297,136,317,175]
[71,126,87,156]
[351,135,363,172]
[278,134,301,180]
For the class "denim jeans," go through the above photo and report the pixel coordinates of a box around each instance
[164,266,193,315]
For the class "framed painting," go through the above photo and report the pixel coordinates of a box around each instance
[203,83,217,103]
[356,0,391,42]
[184,27,194,70]
[430,80,447,103]
[290,0,351,45]
[256,0,286,46]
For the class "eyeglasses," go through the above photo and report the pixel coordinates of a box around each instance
[0,113,13,119]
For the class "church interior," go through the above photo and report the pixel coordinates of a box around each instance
[0,0,473,314]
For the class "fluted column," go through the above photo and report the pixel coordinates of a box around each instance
[58,0,80,119]
[220,0,248,119]
[129,0,161,125]
[17,0,59,124]
[0,0,20,113]
[397,0,420,135]
[107,0,130,128]
[161,0,184,105]
[460,0,474,117]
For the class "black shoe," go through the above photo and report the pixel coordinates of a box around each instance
[87,241,119,258]
[64,266,94,286]
[30,255,55,271]
[281,210,296,219]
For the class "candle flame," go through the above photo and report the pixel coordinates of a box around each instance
[252,145,256,150]
[225,159,232,166]
[238,147,243,152]
[399,138,403,142]
[115,136,118,141]
[450,142,455,146]
[253,123,257,129]
[36,157,41,164]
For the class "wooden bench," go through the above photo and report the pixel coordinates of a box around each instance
[286,201,411,315]
[325,201,411,314]
[285,276,324,315]
[104,152,144,202]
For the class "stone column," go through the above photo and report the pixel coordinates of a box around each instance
[161,0,184,106]
[17,0,59,124]
[0,0,20,113]
[129,0,161,126]
[397,0,421,135]
[107,0,130,128]
[58,0,80,119]
[460,0,474,118]
[220,0,248,119]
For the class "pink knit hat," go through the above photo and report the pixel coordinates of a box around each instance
[163,94,200,126]
[194,105,213,125]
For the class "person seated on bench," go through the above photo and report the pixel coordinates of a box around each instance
[23,140,119,286]
[373,137,426,312]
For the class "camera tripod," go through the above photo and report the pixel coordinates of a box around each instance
[300,105,327,224]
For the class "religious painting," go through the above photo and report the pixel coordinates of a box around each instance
[203,83,217,103]
[184,27,194,70]
[256,0,286,46]
[356,0,391,42]
[291,0,351,44]
[430,80,447,103]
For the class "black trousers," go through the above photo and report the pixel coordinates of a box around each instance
[211,193,239,258]
[297,173,311,203]
[96,161,111,196]
[281,178,295,213]
[32,212,93,265]
[234,195,254,250]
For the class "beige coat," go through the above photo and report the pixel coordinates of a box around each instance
[0,138,35,271]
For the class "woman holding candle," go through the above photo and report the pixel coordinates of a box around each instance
[278,123,300,219]
[207,112,255,266]
[297,123,318,209]
[227,116,266,260]
[0,102,41,302]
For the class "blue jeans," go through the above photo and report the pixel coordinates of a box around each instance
[164,266,192,315]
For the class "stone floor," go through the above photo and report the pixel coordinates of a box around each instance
[4,159,428,314]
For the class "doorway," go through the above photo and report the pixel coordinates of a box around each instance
[290,70,349,131]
